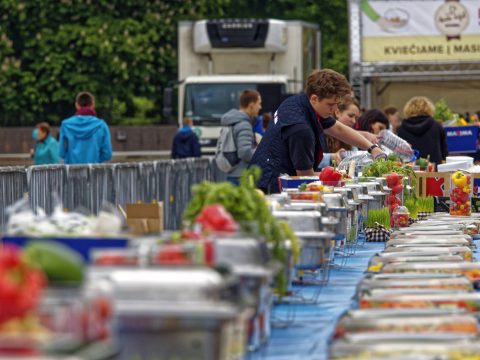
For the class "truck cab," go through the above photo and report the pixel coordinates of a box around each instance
[174,19,320,154]
[182,74,288,152]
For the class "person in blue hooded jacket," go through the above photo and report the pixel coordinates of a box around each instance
[31,122,60,165]
[171,117,201,159]
[59,91,112,164]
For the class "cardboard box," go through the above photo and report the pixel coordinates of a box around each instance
[126,202,163,235]
[415,171,480,197]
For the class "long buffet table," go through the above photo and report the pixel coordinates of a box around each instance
[250,239,384,360]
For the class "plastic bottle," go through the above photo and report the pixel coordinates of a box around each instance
[377,130,414,161]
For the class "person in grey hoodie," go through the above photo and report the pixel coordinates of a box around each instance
[220,89,262,184]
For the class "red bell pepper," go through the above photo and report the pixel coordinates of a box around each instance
[195,204,238,233]
[319,166,343,185]
[319,166,334,182]
[0,245,46,325]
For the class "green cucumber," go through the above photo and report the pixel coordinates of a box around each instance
[23,240,84,284]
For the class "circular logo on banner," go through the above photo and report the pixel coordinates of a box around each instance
[435,1,469,39]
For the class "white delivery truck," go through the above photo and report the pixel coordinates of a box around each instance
[164,19,321,154]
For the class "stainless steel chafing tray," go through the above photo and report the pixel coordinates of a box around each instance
[103,268,251,360]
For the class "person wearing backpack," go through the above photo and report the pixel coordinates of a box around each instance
[216,89,262,185]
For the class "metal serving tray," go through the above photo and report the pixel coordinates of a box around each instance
[103,268,250,360]
[329,338,480,359]
[334,309,478,337]
[357,275,473,294]
[295,231,334,270]
[383,245,473,261]
[386,237,471,247]
[359,291,480,312]
[272,210,323,232]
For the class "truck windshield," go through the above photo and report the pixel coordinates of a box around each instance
[184,83,285,126]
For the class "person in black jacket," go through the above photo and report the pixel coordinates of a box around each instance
[171,117,201,159]
[398,96,448,166]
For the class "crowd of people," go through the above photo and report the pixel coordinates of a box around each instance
[29,70,480,187]
[214,69,479,193]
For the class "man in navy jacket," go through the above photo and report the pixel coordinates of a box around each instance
[250,69,385,193]
[171,117,201,159]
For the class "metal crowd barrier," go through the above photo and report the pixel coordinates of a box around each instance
[0,166,28,228]
[0,158,216,231]
[29,165,66,215]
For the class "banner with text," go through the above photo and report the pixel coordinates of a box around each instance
[361,0,480,62]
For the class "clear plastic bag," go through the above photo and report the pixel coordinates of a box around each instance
[377,130,414,161]
[337,151,373,176]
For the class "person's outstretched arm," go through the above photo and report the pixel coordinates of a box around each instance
[325,121,385,159]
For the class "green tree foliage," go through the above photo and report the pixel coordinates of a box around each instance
[0,0,348,126]
[0,0,232,126]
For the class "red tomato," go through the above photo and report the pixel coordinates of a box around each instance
[386,173,400,188]
[390,184,403,195]
[0,247,45,325]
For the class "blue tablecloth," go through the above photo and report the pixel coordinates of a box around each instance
[248,241,384,360]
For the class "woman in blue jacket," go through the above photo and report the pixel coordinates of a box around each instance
[31,122,60,165]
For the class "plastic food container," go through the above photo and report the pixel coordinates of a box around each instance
[359,292,480,312]
[330,338,480,359]
[380,262,480,283]
[449,170,472,216]
[334,309,478,338]
[392,229,466,236]
[392,206,410,229]
[92,248,141,266]
[367,253,464,273]
[386,237,471,247]
[357,274,473,294]
[383,245,473,261]
[150,241,212,266]
[286,191,323,202]
[0,282,116,357]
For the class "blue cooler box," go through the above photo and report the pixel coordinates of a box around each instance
[278,175,319,192]
[1,236,130,262]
